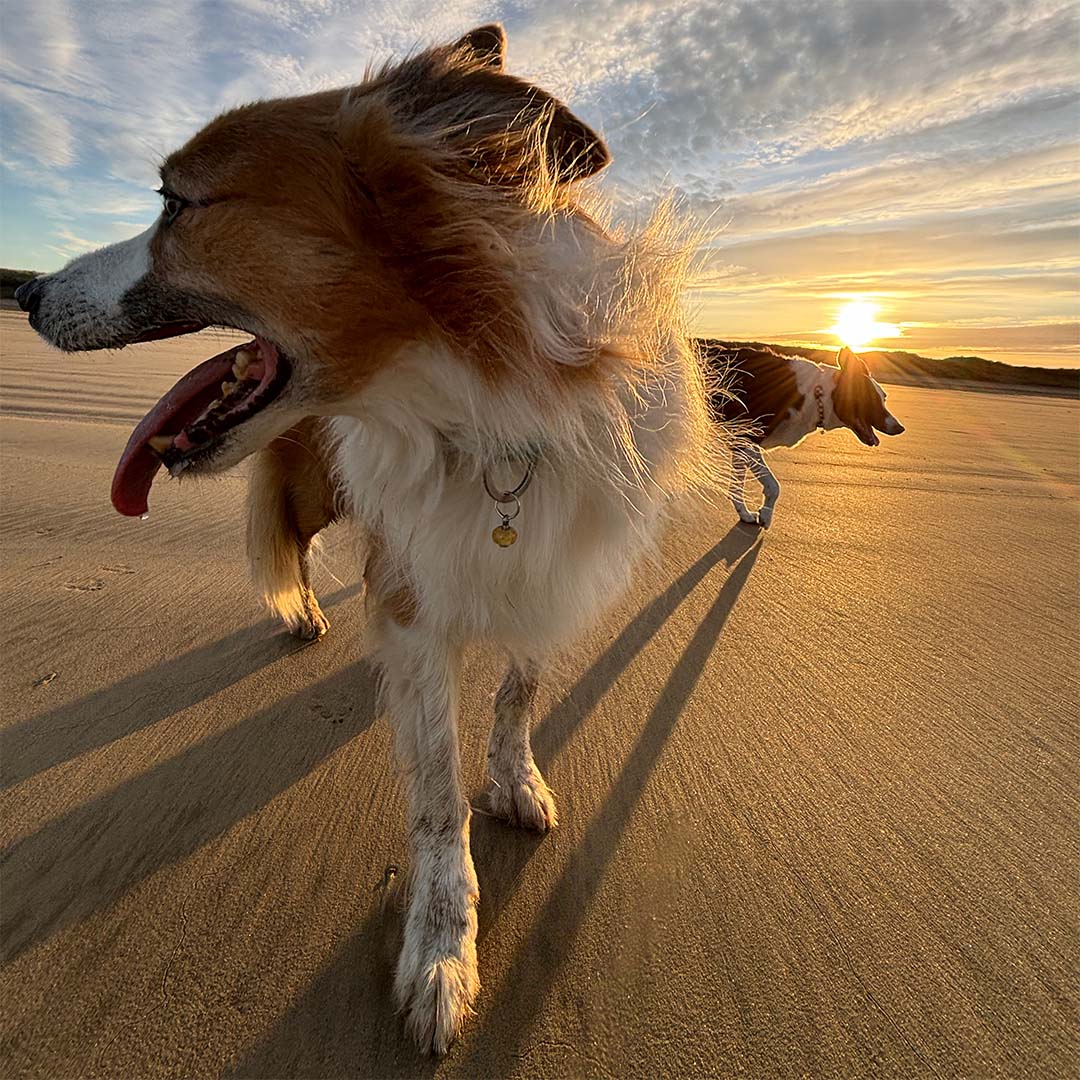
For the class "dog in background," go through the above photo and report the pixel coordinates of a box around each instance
[18,26,732,1053]
[701,344,904,527]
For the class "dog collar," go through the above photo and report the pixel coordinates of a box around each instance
[483,446,539,548]
[814,384,826,429]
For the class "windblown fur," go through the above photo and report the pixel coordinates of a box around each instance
[20,23,737,1057]
[248,34,734,1052]
[325,196,728,656]
[254,42,732,651]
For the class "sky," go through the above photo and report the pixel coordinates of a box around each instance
[1,0,1077,367]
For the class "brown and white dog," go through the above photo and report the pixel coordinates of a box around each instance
[17,26,730,1053]
[701,344,904,527]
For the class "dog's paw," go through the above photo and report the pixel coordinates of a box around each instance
[756,507,774,529]
[395,946,479,1056]
[735,506,758,524]
[485,767,558,831]
[293,608,329,640]
[291,592,330,640]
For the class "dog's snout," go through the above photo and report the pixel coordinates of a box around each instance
[14,276,45,319]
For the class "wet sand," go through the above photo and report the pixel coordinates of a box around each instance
[1,310,1077,1078]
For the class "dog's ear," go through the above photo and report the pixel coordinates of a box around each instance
[374,25,610,185]
[452,24,506,70]
[447,24,608,183]
[837,346,869,378]
[833,349,881,446]
[465,74,611,184]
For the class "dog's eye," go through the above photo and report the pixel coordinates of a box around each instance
[158,190,188,225]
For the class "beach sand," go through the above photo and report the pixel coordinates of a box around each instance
[1,309,1077,1078]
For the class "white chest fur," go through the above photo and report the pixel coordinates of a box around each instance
[329,346,690,658]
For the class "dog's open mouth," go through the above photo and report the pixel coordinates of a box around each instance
[111,336,290,516]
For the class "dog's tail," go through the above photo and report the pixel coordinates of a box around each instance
[246,418,341,639]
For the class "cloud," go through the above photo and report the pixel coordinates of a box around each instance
[503,0,1080,189]
[45,224,103,259]
[6,0,1076,201]
[709,140,1080,238]
[0,80,77,169]
[707,204,1078,285]
[900,321,1078,351]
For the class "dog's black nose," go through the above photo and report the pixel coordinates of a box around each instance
[14,276,44,318]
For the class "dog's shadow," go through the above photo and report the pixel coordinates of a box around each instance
[230,523,761,1077]
[532,522,760,769]
[2,583,364,791]
[0,585,376,966]
[457,525,762,1071]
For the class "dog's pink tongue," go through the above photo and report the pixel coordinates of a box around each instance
[111,343,247,517]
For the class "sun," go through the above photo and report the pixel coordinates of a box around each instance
[829,300,899,350]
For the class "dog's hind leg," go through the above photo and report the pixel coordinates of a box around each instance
[746,444,780,528]
[378,618,479,1056]
[730,447,759,525]
[484,659,557,831]
[246,418,341,639]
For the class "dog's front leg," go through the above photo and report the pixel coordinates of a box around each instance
[379,620,478,1055]
[485,659,557,830]
[730,448,758,524]
[746,445,780,528]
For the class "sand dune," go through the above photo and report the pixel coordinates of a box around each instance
[1,310,1077,1078]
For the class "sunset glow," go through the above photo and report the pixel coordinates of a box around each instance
[830,301,900,351]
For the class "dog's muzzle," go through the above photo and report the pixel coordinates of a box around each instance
[14,276,45,326]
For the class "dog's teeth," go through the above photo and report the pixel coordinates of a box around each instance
[233,349,253,377]
[148,435,173,453]
[221,380,237,396]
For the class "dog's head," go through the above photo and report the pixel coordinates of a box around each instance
[830,347,905,446]
[16,24,609,516]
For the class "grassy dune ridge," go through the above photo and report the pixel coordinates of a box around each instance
[700,339,1077,394]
